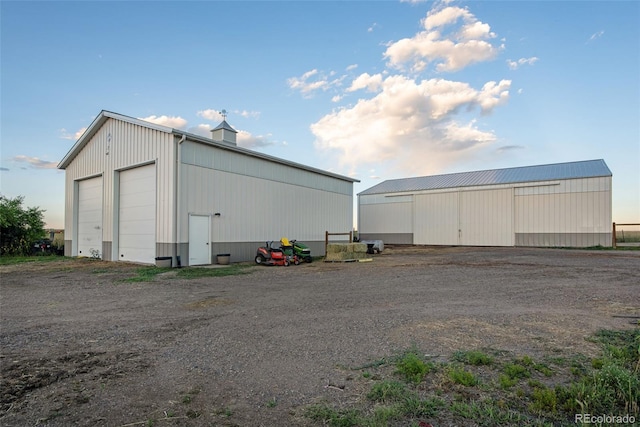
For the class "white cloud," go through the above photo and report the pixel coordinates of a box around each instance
[12,155,58,169]
[188,124,213,137]
[311,74,510,175]
[298,1,513,178]
[347,73,384,93]
[237,130,273,149]
[287,69,326,96]
[287,69,347,97]
[59,127,87,141]
[139,115,187,129]
[384,5,500,73]
[197,109,224,121]
[588,30,605,42]
[507,56,539,70]
[237,110,261,119]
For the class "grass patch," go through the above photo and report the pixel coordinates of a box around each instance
[123,264,253,282]
[305,405,362,427]
[367,380,408,403]
[303,329,639,426]
[451,349,494,366]
[395,350,433,384]
[123,266,169,282]
[0,254,69,265]
[175,264,253,279]
[448,366,479,386]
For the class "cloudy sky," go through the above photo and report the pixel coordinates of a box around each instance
[1,0,638,228]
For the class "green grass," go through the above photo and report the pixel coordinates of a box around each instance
[175,264,253,279]
[451,350,494,366]
[395,350,433,384]
[123,264,253,282]
[0,254,69,265]
[448,366,479,386]
[367,380,408,403]
[303,329,639,427]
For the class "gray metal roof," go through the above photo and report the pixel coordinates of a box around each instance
[58,110,359,183]
[358,159,611,195]
[212,119,238,133]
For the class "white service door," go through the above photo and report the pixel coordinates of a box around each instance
[77,176,103,258]
[118,164,156,264]
[189,215,210,266]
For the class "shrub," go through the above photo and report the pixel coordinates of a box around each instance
[395,351,432,384]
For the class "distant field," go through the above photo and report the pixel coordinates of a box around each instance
[615,228,640,243]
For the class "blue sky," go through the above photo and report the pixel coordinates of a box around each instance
[1,0,638,229]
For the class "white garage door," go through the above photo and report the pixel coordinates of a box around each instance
[414,189,514,246]
[459,189,514,246]
[77,176,103,258]
[118,164,156,264]
[414,192,459,245]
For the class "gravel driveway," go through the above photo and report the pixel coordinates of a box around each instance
[1,246,638,426]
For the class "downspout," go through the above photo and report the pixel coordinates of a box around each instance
[174,133,187,266]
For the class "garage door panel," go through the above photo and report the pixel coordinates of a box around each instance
[460,189,513,246]
[414,192,458,245]
[77,177,103,257]
[119,165,156,264]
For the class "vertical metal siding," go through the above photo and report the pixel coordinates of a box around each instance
[459,188,513,246]
[63,119,175,248]
[360,176,611,248]
[181,141,352,195]
[414,192,459,245]
[180,164,352,243]
[514,177,611,233]
[359,202,413,235]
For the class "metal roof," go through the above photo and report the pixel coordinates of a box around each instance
[212,119,238,133]
[58,110,359,183]
[358,159,611,195]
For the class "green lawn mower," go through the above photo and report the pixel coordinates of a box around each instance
[280,238,312,263]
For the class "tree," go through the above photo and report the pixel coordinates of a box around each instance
[0,195,46,255]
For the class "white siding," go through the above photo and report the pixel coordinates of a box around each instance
[181,140,352,195]
[414,192,459,245]
[514,177,611,234]
[63,119,175,250]
[179,164,352,243]
[459,188,513,246]
[359,202,413,235]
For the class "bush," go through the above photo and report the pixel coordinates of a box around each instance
[0,195,46,256]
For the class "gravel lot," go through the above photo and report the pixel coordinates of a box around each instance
[1,246,639,426]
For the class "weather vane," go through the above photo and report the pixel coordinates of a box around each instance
[220,109,227,120]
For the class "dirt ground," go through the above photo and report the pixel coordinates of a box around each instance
[1,246,639,426]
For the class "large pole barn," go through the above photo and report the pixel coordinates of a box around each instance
[358,160,612,248]
[58,110,358,266]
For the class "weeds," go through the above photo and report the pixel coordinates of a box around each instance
[175,264,253,279]
[367,380,408,403]
[123,264,253,282]
[304,328,639,427]
[395,350,433,384]
[0,254,69,265]
[451,350,494,366]
[448,366,479,386]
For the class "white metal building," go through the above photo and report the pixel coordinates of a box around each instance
[358,160,612,247]
[58,110,358,266]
